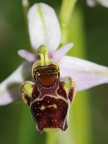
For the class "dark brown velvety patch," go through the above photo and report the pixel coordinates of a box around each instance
[30,96,68,133]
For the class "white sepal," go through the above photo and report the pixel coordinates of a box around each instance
[28,3,61,53]
[0,62,32,105]
[59,56,108,91]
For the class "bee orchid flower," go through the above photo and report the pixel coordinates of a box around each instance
[0,2,108,133]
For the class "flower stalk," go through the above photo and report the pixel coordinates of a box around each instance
[60,0,77,45]
[58,6,92,144]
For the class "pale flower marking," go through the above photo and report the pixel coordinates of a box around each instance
[86,0,108,7]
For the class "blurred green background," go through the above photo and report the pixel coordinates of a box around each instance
[0,0,108,144]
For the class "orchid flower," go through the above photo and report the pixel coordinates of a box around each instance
[86,0,108,7]
[0,2,108,133]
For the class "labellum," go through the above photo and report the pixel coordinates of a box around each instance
[20,45,77,134]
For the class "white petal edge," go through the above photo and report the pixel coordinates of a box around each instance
[86,0,96,7]
[28,3,61,53]
[87,0,108,7]
[98,0,108,7]
[0,62,32,105]
[59,56,108,91]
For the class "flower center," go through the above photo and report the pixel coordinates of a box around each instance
[32,45,60,86]
[35,64,59,87]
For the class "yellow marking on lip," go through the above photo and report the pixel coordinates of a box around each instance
[40,105,46,110]
[47,104,57,109]
[40,104,57,110]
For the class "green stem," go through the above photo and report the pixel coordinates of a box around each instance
[46,133,57,144]
[58,4,92,144]
[60,0,77,45]
[68,6,92,144]
[22,0,33,52]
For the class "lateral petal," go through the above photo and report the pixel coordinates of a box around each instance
[18,49,39,63]
[50,43,74,61]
